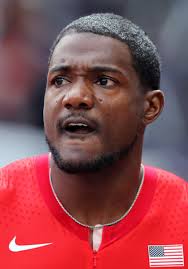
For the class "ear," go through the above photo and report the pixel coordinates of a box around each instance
[143,90,164,126]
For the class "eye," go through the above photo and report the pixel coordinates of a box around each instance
[95,77,116,87]
[52,76,70,87]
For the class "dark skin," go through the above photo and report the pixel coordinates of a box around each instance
[44,32,164,227]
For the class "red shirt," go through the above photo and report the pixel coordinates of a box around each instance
[0,154,187,268]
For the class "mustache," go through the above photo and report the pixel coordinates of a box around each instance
[56,112,100,131]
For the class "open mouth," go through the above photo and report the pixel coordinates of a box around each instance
[65,123,94,134]
[59,117,97,136]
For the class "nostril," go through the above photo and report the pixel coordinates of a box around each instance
[65,104,72,109]
[79,103,89,109]
[64,103,89,109]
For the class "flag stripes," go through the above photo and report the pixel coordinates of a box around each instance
[148,245,184,267]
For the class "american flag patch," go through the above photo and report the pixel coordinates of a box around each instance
[148,245,184,267]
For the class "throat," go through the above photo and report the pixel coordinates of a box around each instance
[49,158,144,233]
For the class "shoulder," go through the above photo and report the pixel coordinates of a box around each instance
[145,165,188,200]
[0,155,37,179]
[0,154,48,200]
[0,154,49,173]
[148,165,187,184]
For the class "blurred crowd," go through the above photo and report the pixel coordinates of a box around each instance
[0,0,188,179]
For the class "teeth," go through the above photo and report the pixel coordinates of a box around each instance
[68,123,88,127]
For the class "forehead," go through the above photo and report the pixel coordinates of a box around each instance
[50,32,134,70]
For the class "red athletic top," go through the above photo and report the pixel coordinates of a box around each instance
[0,154,187,268]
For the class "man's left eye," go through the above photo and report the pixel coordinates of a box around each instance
[96,77,115,87]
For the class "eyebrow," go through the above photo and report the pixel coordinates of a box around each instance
[48,64,128,77]
[49,65,70,73]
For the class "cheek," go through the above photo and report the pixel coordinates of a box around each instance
[101,99,142,146]
[43,94,56,134]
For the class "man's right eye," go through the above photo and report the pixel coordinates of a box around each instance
[53,76,70,87]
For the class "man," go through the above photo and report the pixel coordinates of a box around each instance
[0,13,187,268]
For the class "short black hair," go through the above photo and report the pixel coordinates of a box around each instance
[49,13,161,91]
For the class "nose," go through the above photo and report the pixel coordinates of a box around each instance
[61,80,94,110]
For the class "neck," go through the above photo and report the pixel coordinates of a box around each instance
[50,141,143,227]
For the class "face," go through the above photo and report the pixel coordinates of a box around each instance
[44,32,145,173]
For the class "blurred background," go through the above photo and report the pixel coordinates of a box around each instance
[0,0,188,179]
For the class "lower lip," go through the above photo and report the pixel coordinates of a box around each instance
[62,130,97,138]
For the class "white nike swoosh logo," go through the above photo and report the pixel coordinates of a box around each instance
[9,236,52,252]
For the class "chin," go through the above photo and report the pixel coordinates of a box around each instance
[50,147,128,174]
[51,149,108,174]
[46,135,138,174]
[55,159,104,174]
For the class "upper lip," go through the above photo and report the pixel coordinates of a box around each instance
[60,116,98,132]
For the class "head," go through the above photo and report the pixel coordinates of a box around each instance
[44,13,164,173]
